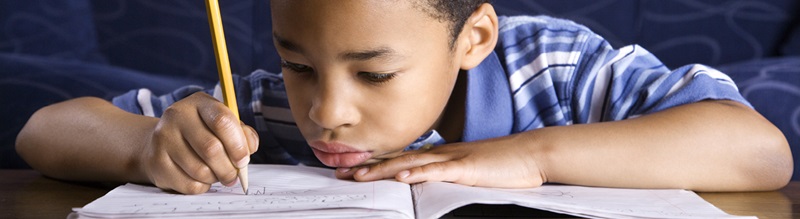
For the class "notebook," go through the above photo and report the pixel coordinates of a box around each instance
[73,164,754,219]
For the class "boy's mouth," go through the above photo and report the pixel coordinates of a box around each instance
[309,141,372,167]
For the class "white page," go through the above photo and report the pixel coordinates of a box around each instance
[414,182,756,219]
[75,164,414,219]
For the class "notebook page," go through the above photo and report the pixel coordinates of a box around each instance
[413,182,756,219]
[75,164,414,219]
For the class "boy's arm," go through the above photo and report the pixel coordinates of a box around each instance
[524,99,791,191]
[16,97,156,183]
[348,99,792,191]
[16,94,258,194]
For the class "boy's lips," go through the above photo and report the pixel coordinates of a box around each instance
[309,141,372,167]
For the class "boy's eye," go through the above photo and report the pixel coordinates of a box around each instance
[358,72,397,84]
[281,59,395,84]
[280,60,313,73]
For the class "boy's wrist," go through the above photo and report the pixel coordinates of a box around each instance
[519,128,557,185]
[128,119,159,184]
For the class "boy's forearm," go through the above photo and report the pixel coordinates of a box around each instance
[16,97,155,183]
[529,100,792,192]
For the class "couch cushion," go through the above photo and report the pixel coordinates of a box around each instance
[90,0,277,82]
[492,1,639,48]
[781,18,800,56]
[0,0,105,63]
[639,0,797,68]
[494,0,798,68]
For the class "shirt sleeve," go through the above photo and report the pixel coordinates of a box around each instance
[497,16,751,132]
[570,37,751,123]
[111,85,207,118]
[111,72,256,124]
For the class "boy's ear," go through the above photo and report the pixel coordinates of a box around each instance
[458,3,499,70]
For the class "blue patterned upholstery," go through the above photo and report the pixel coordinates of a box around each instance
[492,0,799,68]
[0,1,104,62]
[89,0,274,81]
[2,1,799,179]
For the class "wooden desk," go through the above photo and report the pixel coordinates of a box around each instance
[1,169,797,219]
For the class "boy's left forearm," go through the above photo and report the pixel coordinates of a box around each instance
[533,100,792,191]
[342,100,791,191]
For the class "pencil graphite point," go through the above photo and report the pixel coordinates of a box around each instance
[240,165,249,195]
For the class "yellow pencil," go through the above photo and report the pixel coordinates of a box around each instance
[204,0,249,195]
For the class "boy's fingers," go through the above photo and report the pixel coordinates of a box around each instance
[396,161,469,185]
[243,124,259,154]
[168,143,218,185]
[198,103,250,169]
[334,167,359,179]
[183,125,240,186]
[353,152,441,182]
[153,157,211,195]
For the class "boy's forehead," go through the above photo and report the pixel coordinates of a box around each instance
[269,0,438,23]
[269,0,451,52]
[271,0,399,12]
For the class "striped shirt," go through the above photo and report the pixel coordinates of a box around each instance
[112,15,750,166]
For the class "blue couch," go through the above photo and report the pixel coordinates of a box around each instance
[2,0,799,179]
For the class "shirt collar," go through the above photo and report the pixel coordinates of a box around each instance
[462,51,515,142]
[405,51,514,150]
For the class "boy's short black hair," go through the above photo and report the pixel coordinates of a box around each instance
[415,0,491,49]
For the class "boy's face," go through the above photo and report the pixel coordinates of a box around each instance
[271,0,464,167]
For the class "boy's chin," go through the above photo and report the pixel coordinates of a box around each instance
[317,151,404,168]
[321,157,385,168]
[351,158,387,166]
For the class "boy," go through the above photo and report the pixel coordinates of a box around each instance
[16,0,792,195]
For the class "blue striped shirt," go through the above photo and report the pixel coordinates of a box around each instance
[112,16,750,166]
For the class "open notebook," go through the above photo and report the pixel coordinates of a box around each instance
[73,164,753,219]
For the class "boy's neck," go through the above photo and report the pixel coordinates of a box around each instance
[435,71,467,143]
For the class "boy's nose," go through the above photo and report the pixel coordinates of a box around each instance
[308,81,361,130]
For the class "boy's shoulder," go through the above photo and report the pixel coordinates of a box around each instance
[495,15,605,54]
[498,15,595,34]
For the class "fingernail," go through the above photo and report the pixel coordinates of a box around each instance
[338,168,350,173]
[224,180,236,187]
[236,156,250,168]
[356,167,369,176]
[397,170,410,179]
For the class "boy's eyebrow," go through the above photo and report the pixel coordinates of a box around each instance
[274,32,403,62]
[339,47,399,61]
[273,33,304,54]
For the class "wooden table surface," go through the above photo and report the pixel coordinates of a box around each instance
[1,169,798,218]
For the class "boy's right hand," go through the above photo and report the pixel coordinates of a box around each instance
[139,92,259,194]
